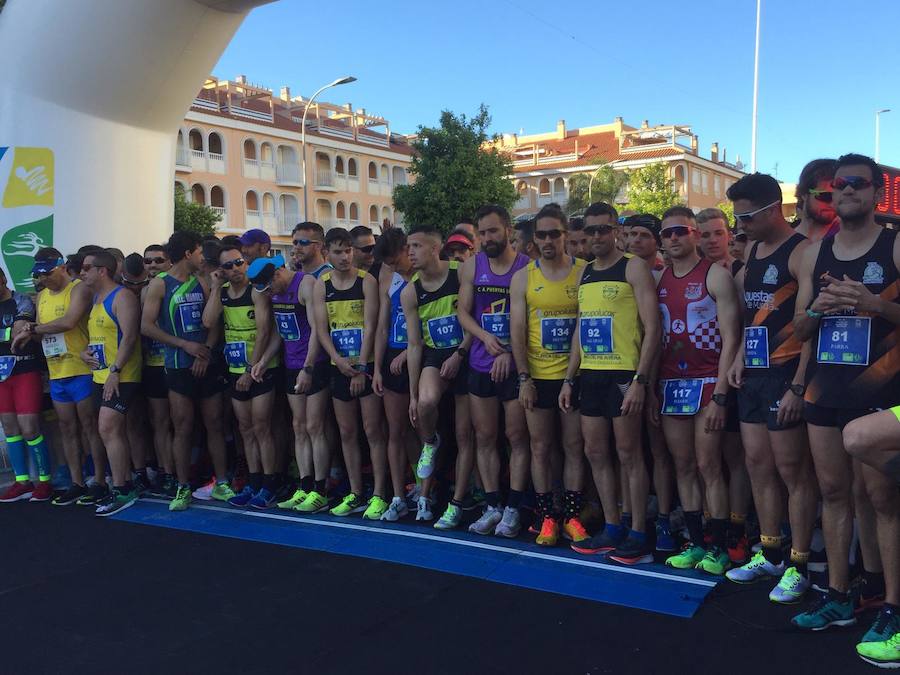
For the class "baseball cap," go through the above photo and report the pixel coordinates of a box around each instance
[443,233,474,250]
[31,257,65,276]
[240,229,271,247]
[247,254,285,290]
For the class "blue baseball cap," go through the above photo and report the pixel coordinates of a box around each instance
[247,254,285,290]
[31,257,65,276]
[240,229,271,246]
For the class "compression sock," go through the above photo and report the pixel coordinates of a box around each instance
[564,490,583,521]
[6,435,28,482]
[684,511,704,547]
[26,435,51,482]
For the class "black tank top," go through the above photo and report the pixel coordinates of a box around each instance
[806,227,900,409]
[743,233,806,370]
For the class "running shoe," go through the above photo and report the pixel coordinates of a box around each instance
[29,481,53,502]
[726,550,785,583]
[168,485,192,512]
[695,546,730,576]
[469,505,503,535]
[665,543,707,570]
[132,473,152,496]
[609,535,654,565]
[227,485,255,508]
[416,433,440,480]
[862,606,900,644]
[856,630,900,669]
[655,519,677,552]
[534,516,559,547]
[95,488,138,517]
[51,465,72,490]
[363,495,389,520]
[52,484,86,506]
[277,488,308,510]
[381,496,408,522]
[249,488,276,509]
[853,577,887,615]
[404,483,421,512]
[415,495,434,521]
[330,493,366,517]
[562,517,589,544]
[769,566,809,604]
[0,481,34,503]
[494,506,521,538]
[572,527,626,555]
[295,490,329,513]
[434,503,461,530]
[211,482,236,502]
[460,487,486,512]
[791,593,856,631]
[76,483,108,506]
[727,534,750,565]
[192,478,215,501]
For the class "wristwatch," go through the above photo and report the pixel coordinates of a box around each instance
[456,347,468,359]
[633,373,649,385]
[518,372,532,383]
[711,393,728,407]
[563,377,577,387]
[351,363,367,373]
[789,383,806,397]
[302,364,314,375]
[109,364,121,374]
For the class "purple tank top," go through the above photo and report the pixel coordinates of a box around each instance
[271,271,316,369]
[470,252,530,373]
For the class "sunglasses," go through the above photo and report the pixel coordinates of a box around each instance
[534,229,563,240]
[584,224,613,236]
[354,244,376,254]
[734,199,781,223]
[292,238,321,247]
[220,258,246,270]
[807,189,833,204]
[31,271,52,280]
[734,233,748,243]
[832,176,873,191]
[661,225,693,239]
[144,256,166,265]
[123,276,149,287]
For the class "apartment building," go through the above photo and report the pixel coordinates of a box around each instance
[174,75,413,254]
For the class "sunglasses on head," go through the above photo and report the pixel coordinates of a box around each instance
[292,238,321,247]
[832,176,873,191]
[807,188,833,204]
[584,224,613,236]
[734,199,781,223]
[661,225,693,239]
[144,256,166,265]
[220,258,245,270]
[534,229,563,240]
[354,244,376,254]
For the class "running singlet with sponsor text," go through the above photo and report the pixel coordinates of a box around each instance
[470,251,530,373]
[36,279,91,380]
[271,271,318,370]
[88,287,142,384]
[578,255,641,371]
[157,272,207,370]
[387,271,409,350]
[413,261,463,351]
[0,291,40,379]
[221,283,278,374]
[322,269,366,362]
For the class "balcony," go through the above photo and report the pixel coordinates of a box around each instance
[278,211,300,235]
[315,168,337,191]
[243,158,260,178]
[537,193,552,208]
[515,194,530,211]
[276,163,302,187]
[260,160,276,182]
[189,149,207,171]
[261,209,277,232]
[208,152,225,175]
[552,190,566,203]
[176,148,191,172]
[210,206,227,229]
[245,209,261,229]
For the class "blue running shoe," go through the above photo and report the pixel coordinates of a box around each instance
[861,606,900,644]
[792,592,856,631]
[655,518,676,552]
[249,487,275,509]
[228,485,254,508]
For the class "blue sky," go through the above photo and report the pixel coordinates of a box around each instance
[215,0,900,183]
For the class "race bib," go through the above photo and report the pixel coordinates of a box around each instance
[661,378,704,415]
[480,313,510,342]
[540,317,576,353]
[177,302,204,334]
[426,315,462,349]
[0,355,16,382]
[816,316,871,366]
[275,311,301,342]
[224,341,248,369]
[88,343,108,370]
[580,316,613,355]
[332,328,362,358]
[41,333,67,358]
[391,313,408,346]
[744,326,770,369]
[149,340,166,359]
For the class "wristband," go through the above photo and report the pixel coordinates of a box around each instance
[806,308,824,320]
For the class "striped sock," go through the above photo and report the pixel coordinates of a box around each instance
[5,435,28,482]
[26,435,51,482]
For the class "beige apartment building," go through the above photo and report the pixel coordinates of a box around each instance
[174,75,413,255]
[499,118,746,217]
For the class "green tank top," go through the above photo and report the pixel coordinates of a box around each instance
[221,283,277,374]
[413,261,463,350]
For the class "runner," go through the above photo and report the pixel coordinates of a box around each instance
[203,245,279,509]
[240,228,271,264]
[455,204,531,535]
[313,227,388,519]
[143,244,171,277]
[350,225,377,273]
[697,208,743,275]
[655,206,741,576]
[15,248,108,507]
[442,230,475,264]
[0,268,52,504]
[141,231,231,511]
[565,216,593,262]
[791,154,900,647]
[292,222,333,279]
[793,158,839,242]
[80,250,143,516]
[725,172,818,603]
[512,218,539,260]
[561,202,661,564]
[509,203,588,546]
[401,225,472,523]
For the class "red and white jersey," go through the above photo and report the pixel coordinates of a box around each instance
[658,258,721,379]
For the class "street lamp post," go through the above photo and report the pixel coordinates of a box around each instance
[301,76,357,224]
[876,109,890,164]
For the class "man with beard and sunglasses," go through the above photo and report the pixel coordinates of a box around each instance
[791,154,900,649]
[794,158,840,242]
[143,245,171,278]
[292,222,332,279]
[510,203,588,546]
[350,225,379,277]
[451,204,531,535]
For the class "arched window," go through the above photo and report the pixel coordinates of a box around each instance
[369,205,378,223]
[368,162,378,181]
[552,177,565,194]
[538,178,550,196]
[348,158,358,177]
[245,190,259,212]
[208,132,223,156]
[191,184,206,205]
[189,129,204,152]
[349,203,359,222]
[210,186,225,208]
[335,156,345,175]
[336,201,346,219]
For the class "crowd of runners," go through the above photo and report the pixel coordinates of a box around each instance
[0,152,897,668]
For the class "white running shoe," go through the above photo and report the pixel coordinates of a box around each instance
[191,478,215,501]
[468,505,503,535]
[769,566,810,604]
[416,433,441,479]
[381,496,409,522]
[493,506,521,538]
[416,495,434,521]
[726,550,785,583]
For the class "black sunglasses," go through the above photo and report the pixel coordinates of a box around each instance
[661,226,692,239]
[144,256,166,265]
[292,238,321,247]
[534,229,563,240]
[734,233,748,243]
[807,189,833,204]
[354,244,376,254]
[584,224,614,236]
[220,258,246,270]
[832,176,873,191]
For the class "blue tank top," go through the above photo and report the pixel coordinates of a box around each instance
[157,272,208,369]
[387,271,408,349]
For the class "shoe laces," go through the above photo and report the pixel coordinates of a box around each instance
[871,607,899,637]
[805,591,836,615]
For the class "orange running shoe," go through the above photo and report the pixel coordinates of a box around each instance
[535,516,559,546]
[563,517,590,543]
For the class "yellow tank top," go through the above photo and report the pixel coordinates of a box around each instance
[577,256,641,371]
[36,280,91,380]
[88,287,142,384]
[322,269,366,364]
[525,257,585,379]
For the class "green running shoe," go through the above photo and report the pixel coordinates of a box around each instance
[695,546,730,576]
[856,630,900,669]
[769,566,810,604]
[211,482,236,502]
[330,493,366,517]
[277,488,307,509]
[94,489,138,517]
[665,544,706,569]
[295,490,329,513]
[416,433,440,479]
[434,503,462,530]
[862,606,900,644]
[168,485,192,512]
[791,593,856,631]
[363,495,389,520]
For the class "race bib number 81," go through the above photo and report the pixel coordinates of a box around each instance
[816,316,871,366]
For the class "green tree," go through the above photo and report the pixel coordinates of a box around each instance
[716,200,736,228]
[393,105,517,234]
[565,162,629,215]
[174,184,220,237]
[623,163,680,218]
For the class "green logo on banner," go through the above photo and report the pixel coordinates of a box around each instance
[2,215,54,292]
